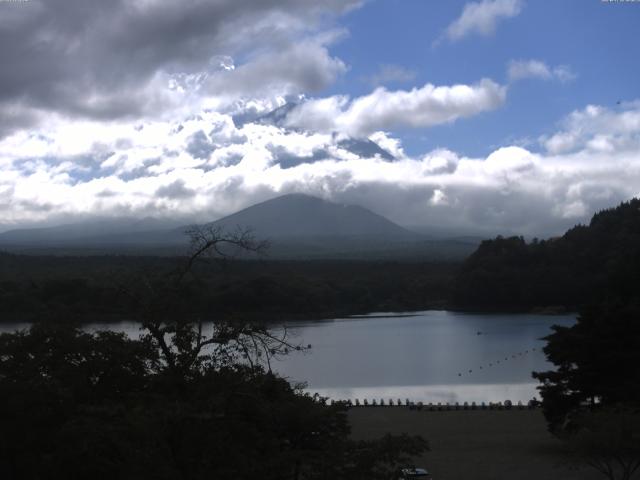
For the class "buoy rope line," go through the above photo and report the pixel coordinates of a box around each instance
[456,347,538,377]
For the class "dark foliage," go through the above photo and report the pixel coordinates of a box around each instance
[533,302,640,433]
[529,201,640,433]
[453,198,640,310]
[526,201,640,478]
[0,254,456,323]
[0,324,428,479]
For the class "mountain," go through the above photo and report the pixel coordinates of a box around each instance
[0,194,478,260]
[208,193,413,239]
[335,138,394,161]
[0,194,414,250]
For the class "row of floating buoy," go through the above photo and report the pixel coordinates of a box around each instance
[457,347,538,377]
[327,398,540,410]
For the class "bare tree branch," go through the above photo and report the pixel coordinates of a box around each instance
[113,224,305,378]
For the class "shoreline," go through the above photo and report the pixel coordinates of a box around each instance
[0,305,578,326]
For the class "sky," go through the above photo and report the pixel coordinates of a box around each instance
[1,0,639,236]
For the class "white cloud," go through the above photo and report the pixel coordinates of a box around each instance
[284,79,507,137]
[444,0,523,43]
[508,59,577,83]
[543,131,578,154]
[368,131,406,159]
[552,65,578,83]
[3,1,637,240]
[2,100,640,237]
[542,103,640,154]
[484,146,536,175]
[203,34,348,100]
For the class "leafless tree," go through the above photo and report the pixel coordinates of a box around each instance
[119,225,306,377]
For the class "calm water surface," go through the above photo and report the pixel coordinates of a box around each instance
[272,311,575,403]
[1,311,575,403]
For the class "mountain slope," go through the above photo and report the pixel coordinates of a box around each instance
[208,193,415,239]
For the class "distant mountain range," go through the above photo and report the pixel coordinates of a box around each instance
[0,217,183,245]
[0,194,479,259]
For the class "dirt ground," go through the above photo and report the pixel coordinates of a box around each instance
[348,407,601,480]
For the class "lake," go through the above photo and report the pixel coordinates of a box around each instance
[272,311,575,404]
[0,310,575,404]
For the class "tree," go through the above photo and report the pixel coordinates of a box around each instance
[533,302,640,432]
[118,225,294,379]
[453,198,640,311]
[562,408,640,480]
[0,226,428,479]
[534,302,640,480]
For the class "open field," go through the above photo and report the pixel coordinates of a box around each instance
[349,408,601,480]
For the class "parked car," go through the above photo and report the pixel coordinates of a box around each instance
[398,467,432,479]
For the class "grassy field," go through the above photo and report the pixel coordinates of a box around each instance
[349,407,601,480]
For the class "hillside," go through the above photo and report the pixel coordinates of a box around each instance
[208,193,414,239]
[205,194,478,260]
[453,198,640,310]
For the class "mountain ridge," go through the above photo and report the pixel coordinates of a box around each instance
[206,193,415,239]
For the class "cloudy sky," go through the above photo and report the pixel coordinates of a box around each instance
[1,0,639,236]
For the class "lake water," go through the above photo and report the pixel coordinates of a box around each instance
[272,311,575,404]
[0,310,575,404]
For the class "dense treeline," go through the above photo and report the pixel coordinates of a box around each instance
[0,253,456,322]
[453,198,640,310]
[528,203,640,479]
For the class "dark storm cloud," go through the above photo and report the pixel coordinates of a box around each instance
[0,103,41,138]
[0,0,359,133]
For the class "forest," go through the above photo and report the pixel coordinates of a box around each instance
[453,198,640,311]
[0,253,456,323]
